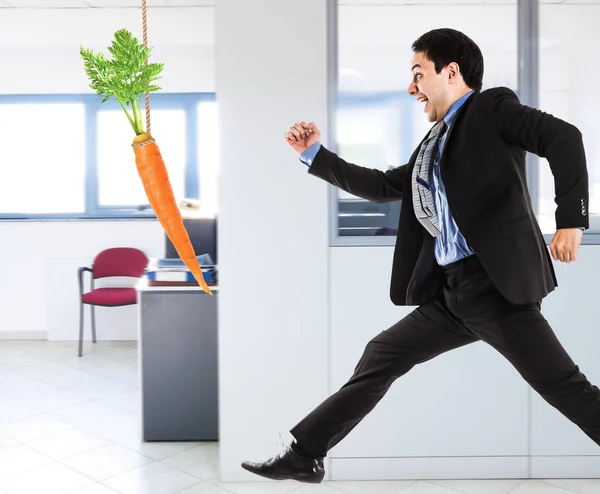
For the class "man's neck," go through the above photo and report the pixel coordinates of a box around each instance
[449,88,473,108]
[439,88,474,122]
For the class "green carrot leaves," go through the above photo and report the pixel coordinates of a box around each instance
[80,28,164,135]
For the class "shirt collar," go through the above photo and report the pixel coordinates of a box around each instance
[443,90,474,128]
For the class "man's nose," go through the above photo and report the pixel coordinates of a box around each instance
[407,81,417,95]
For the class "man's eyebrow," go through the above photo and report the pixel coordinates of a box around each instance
[411,64,422,71]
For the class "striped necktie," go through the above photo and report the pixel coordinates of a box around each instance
[411,120,447,237]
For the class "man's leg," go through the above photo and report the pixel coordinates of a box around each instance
[452,258,600,446]
[242,295,479,482]
[476,308,600,445]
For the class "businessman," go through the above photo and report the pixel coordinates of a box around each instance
[241,28,600,484]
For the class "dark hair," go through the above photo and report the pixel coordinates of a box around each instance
[411,28,484,91]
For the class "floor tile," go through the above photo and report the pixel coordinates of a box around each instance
[61,443,154,481]
[118,434,203,461]
[1,379,63,400]
[102,461,201,493]
[542,479,600,494]
[39,346,83,361]
[1,413,73,442]
[180,484,237,494]
[67,379,135,400]
[161,444,218,480]
[0,399,41,425]
[328,480,417,494]
[93,390,140,414]
[0,462,94,494]
[69,483,120,493]
[0,436,17,451]
[293,484,349,494]
[18,361,73,379]
[41,370,104,389]
[430,479,525,494]
[0,444,53,480]
[0,347,28,359]
[401,482,467,494]
[0,370,33,386]
[61,355,116,370]
[0,354,46,371]
[510,481,577,494]
[19,388,90,413]
[26,428,111,460]
[51,401,139,442]
[210,480,301,494]
[101,347,139,362]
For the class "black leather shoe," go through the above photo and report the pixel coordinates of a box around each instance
[241,445,325,483]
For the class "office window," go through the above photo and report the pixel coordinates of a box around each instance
[538,4,600,234]
[336,98,407,236]
[197,101,218,216]
[334,1,518,240]
[0,93,216,219]
[0,103,85,214]
[97,109,187,208]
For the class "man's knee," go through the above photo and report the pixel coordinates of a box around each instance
[351,333,415,378]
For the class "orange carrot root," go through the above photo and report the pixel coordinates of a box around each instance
[132,133,212,295]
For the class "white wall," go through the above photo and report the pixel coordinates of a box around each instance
[0,7,215,94]
[0,220,164,340]
[215,0,330,482]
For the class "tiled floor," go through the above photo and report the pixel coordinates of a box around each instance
[0,340,597,494]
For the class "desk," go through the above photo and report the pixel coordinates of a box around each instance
[138,281,218,441]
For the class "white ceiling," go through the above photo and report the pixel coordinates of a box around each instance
[0,0,597,6]
[0,0,214,7]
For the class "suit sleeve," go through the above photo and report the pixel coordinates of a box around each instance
[489,87,589,230]
[306,145,407,203]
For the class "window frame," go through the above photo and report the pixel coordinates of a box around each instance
[327,0,600,246]
[0,92,216,221]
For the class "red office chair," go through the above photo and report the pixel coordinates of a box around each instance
[78,247,149,357]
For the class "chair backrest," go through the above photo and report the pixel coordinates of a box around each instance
[93,247,149,279]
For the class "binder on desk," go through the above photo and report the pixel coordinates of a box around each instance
[145,254,217,286]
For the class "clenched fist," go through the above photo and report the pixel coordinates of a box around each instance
[549,228,583,263]
[284,121,321,155]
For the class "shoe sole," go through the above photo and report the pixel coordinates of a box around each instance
[241,464,324,484]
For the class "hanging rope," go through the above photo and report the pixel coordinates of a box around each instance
[141,0,151,135]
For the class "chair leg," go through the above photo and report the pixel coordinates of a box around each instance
[91,306,97,344]
[78,301,84,357]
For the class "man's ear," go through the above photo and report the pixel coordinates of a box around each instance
[447,62,460,83]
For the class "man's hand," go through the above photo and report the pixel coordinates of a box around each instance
[284,121,321,155]
[549,228,584,263]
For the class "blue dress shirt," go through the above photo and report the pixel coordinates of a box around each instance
[430,91,475,265]
[300,91,475,266]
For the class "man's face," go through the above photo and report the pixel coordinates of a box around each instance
[407,51,450,123]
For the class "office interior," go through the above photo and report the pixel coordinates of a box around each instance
[0,0,599,493]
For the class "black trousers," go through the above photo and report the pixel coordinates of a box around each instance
[290,255,600,459]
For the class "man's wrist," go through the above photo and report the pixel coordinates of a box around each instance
[299,142,321,166]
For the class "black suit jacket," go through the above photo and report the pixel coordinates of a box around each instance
[308,87,589,306]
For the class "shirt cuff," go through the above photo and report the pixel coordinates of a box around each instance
[299,142,321,167]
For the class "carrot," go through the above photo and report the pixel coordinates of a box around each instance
[133,133,212,294]
[81,29,212,295]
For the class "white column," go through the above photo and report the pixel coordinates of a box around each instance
[215,0,330,481]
